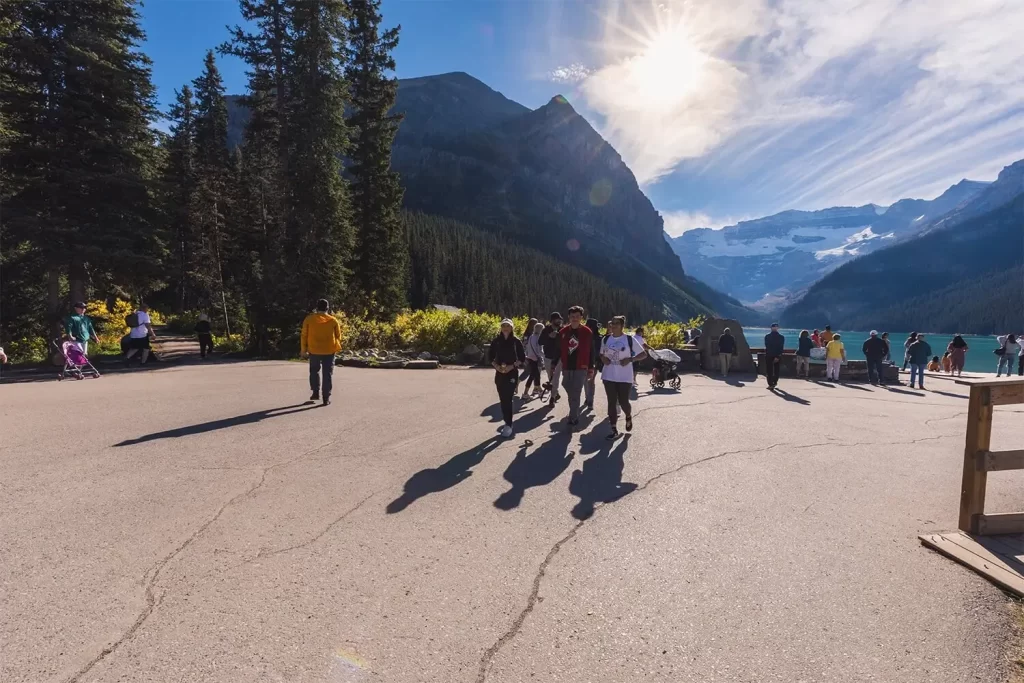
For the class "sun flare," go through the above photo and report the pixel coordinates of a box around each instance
[622,23,709,112]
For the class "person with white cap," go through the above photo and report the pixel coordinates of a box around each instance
[763,323,785,389]
[490,318,526,438]
[862,330,887,386]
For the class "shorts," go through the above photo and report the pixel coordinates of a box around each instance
[128,336,151,350]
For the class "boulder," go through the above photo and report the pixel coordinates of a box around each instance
[373,359,407,369]
[460,344,484,364]
[406,360,439,370]
[699,318,756,373]
[418,351,436,361]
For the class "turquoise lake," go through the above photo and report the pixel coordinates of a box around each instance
[742,328,1013,375]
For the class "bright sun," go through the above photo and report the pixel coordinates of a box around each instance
[625,23,709,111]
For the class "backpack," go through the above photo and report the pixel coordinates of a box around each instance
[125,312,140,328]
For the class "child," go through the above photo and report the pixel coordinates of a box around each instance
[941,351,952,374]
[927,355,941,372]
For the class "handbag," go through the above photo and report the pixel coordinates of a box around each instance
[994,346,1006,356]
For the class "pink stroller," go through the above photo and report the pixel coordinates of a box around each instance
[57,341,100,380]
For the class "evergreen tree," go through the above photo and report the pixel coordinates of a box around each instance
[162,85,197,311]
[0,0,161,337]
[345,0,406,318]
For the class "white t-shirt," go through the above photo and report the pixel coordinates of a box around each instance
[130,311,152,339]
[601,334,638,384]
[633,334,646,349]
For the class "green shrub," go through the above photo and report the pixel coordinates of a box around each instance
[641,315,706,349]
[1,337,48,364]
[214,334,246,354]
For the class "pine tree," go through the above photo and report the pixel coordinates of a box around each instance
[0,0,161,336]
[162,85,197,311]
[345,0,406,318]
[285,0,354,309]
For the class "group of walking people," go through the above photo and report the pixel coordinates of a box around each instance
[489,307,648,441]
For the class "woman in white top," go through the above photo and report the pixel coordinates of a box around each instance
[601,316,647,440]
[522,323,545,399]
[996,334,1020,377]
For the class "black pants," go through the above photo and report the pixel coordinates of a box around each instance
[523,359,541,393]
[309,354,334,399]
[604,380,631,427]
[765,354,781,387]
[866,358,883,384]
[198,333,213,358]
[1018,355,1024,376]
[495,371,517,426]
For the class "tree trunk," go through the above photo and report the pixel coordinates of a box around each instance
[47,264,62,340]
[69,254,86,307]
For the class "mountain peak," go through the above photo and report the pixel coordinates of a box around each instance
[539,94,578,114]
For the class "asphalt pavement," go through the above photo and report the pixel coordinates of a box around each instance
[2,361,1022,683]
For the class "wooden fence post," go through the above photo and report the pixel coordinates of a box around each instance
[958,386,992,533]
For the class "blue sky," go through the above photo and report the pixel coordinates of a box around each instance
[140,0,1024,235]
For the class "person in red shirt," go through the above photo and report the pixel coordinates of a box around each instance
[559,305,595,429]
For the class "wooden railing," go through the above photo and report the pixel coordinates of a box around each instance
[957,378,1024,535]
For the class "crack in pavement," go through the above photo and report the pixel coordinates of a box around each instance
[474,430,959,682]
[65,439,341,683]
[925,411,968,426]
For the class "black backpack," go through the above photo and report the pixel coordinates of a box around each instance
[125,312,140,328]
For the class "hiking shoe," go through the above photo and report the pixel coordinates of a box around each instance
[500,425,513,438]
[625,415,633,432]
[310,392,319,402]
[584,401,593,411]
[322,398,331,406]
[606,429,620,441]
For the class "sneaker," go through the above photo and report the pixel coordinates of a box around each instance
[322,398,331,406]
[606,429,620,441]
[310,392,319,402]
[500,424,513,438]
[567,418,579,431]
[625,415,633,432]
[584,401,593,411]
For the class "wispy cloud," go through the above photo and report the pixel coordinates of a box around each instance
[662,210,751,237]
[548,63,591,84]
[554,0,1024,211]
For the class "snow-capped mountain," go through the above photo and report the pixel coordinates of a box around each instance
[668,179,989,308]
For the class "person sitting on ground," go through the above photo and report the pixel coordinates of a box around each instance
[64,302,99,356]
[490,319,526,439]
[825,333,846,382]
[941,351,952,374]
[300,299,342,406]
[717,327,737,377]
[601,315,646,440]
[796,330,813,378]
[125,304,156,366]
[927,356,941,372]
[194,313,213,360]
[947,335,968,377]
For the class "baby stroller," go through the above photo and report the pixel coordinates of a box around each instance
[56,340,100,380]
[649,348,682,390]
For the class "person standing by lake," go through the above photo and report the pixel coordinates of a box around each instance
[522,322,544,400]
[64,302,99,355]
[490,319,526,438]
[796,330,813,378]
[300,299,342,406]
[559,305,595,429]
[881,332,892,363]
[902,332,918,371]
[825,333,846,382]
[541,312,563,405]
[600,316,646,440]
[996,334,1020,377]
[947,335,968,377]
[820,325,834,345]
[764,323,785,389]
[717,327,737,377]
[907,333,932,389]
[862,330,887,386]
[1018,335,1024,376]
[194,313,214,360]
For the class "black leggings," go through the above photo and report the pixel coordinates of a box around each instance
[603,380,631,426]
[198,333,213,357]
[495,371,517,426]
[523,359,541,393]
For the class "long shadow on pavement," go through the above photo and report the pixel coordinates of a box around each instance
[885,386,925,397]
[569,434,637,520]
[770,388,811,405]
[925,389,968,400]
[386,437,504,514]
[113,403,320,446]
[493,434,576,511]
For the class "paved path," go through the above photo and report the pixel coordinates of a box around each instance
[2,364,1022,683]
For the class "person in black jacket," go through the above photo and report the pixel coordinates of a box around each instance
[541,312,563,404]
[795,330,814,378]
[490,319,526,438]
[194,313,214,359]
[584,318,602,410]
[862,330,887,386]
[717,328,736,376]
[764,323,785,389]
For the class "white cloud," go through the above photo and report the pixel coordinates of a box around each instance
[559,0,1024,209]
[548,63,591,84]
[662,210,750,236]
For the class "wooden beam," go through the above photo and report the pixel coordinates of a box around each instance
[990,383,1024,406]
[981,449,1024,472]
[955,377,1024,388]
[919,532,1024,597]
[978,513,1024,536]
[959,386,992,533]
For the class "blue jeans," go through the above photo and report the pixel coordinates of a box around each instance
[309,354,334,399]
[997,356,1015,377]
[909,363,925,388]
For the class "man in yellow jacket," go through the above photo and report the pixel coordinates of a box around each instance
[301,299,342,406]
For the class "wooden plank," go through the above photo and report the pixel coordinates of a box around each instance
[982,449,1024,472]
[978,513,1024,535]
[990,383,1024,405]
[959,387,992,533]
[919,532,1024,597]
[956,377,1024,388]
